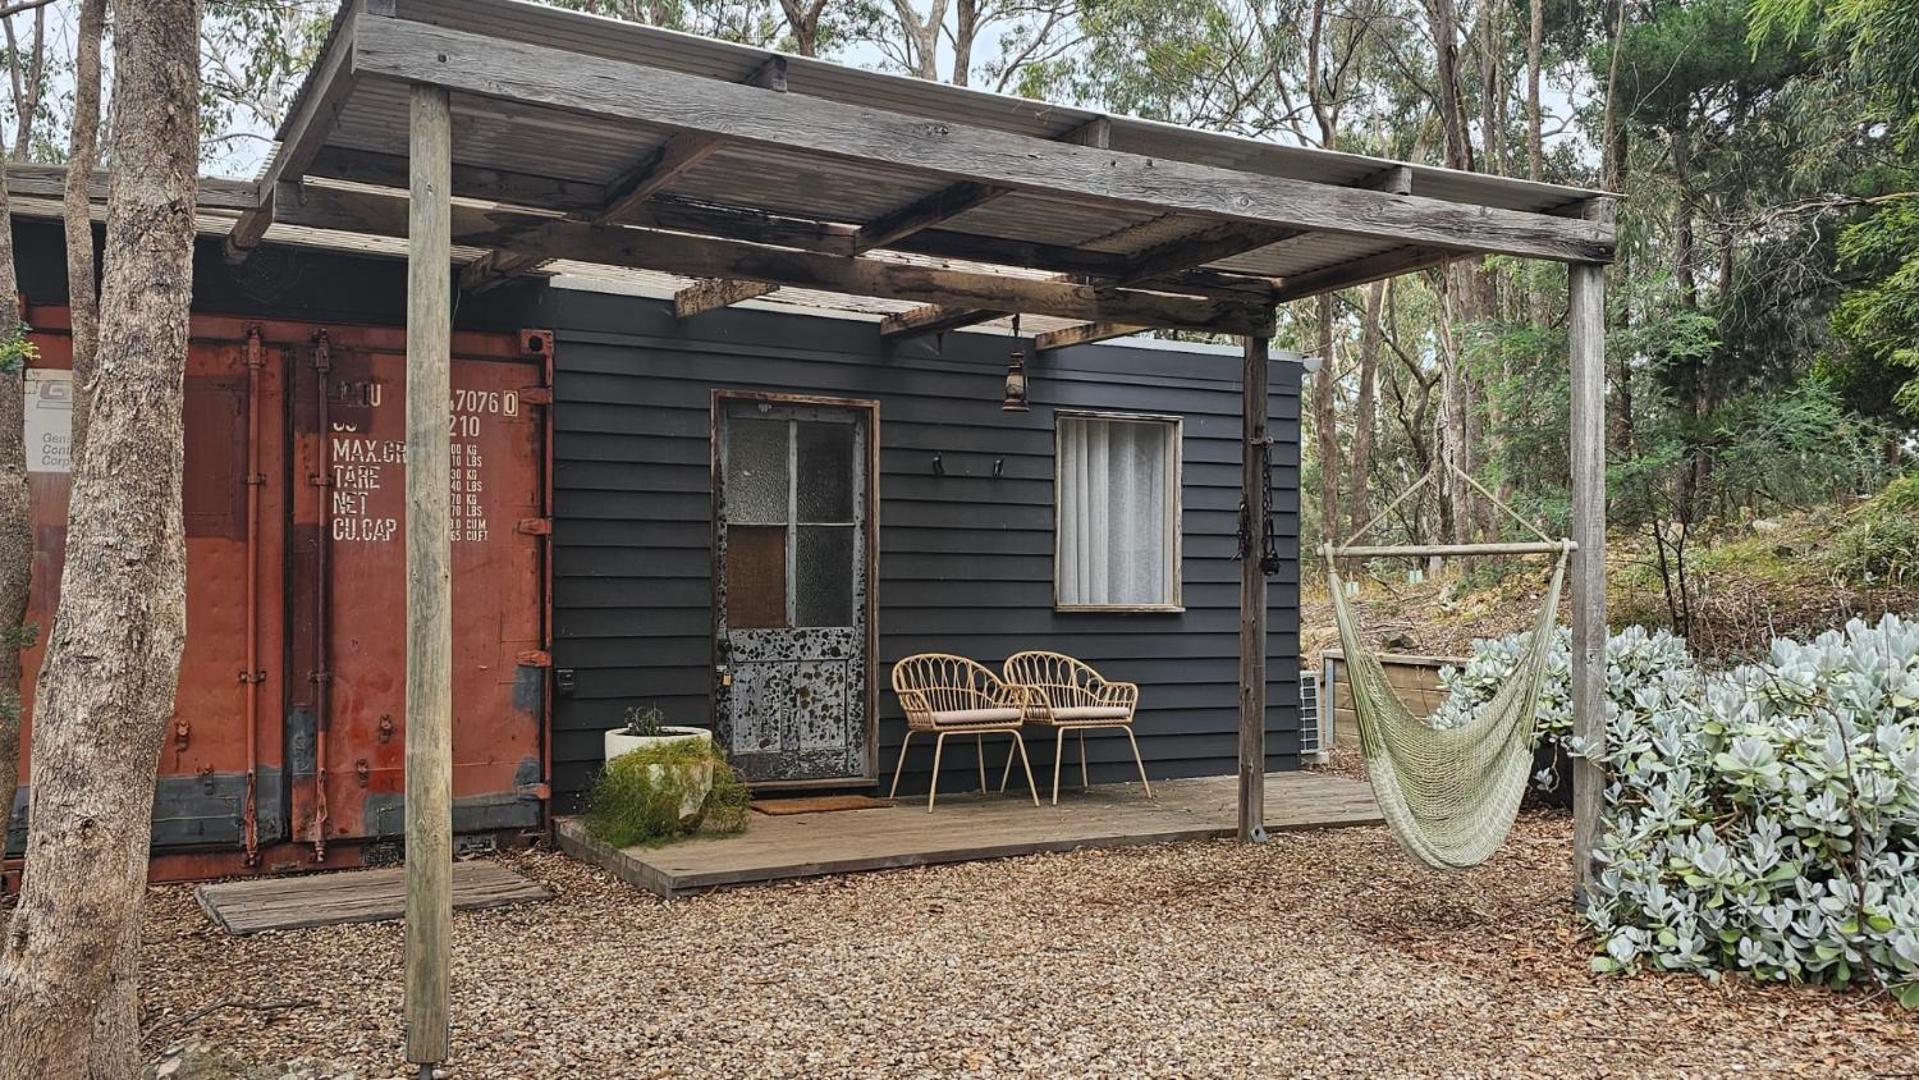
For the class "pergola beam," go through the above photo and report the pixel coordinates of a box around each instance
[1032,321,1148,352]
[883,219,1296,340]
[271,183,1274,335]
[350,17,1615,264]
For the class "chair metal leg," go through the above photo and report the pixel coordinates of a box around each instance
[888,730,912,800]
[1051,726,1066,806]
[999,737,1015,792]
[1012,731,1040,807]
[1125,726,1152,798]
[977,733,987,793]
[1079,729,1089,789]
[928,730,949,812]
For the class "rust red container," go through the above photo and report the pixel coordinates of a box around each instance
[8,307,549,882]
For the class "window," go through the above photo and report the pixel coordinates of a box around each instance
[1054,413,1182,610]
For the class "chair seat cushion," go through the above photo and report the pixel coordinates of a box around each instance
[1029,705,1132,723]
[928,707,1024,727]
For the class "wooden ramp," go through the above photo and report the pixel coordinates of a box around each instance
[196,860,553,935]
[558,771,1380,898]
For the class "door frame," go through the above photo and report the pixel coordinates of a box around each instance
[709,389,881,787]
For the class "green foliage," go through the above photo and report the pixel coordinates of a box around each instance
[1576,614,1919,999]
[585,740,750,848]
[1831,196,1919,417]
[1830,472,1919,585]
[0,330,37,374]
[619,703,669,739]
[1433,625,1698,793]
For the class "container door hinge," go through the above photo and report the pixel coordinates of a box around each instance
[518,386,553,406]
[516,649,552,668]
[174,717,190,751]
[516,517,552,536]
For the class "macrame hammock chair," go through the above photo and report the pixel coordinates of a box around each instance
[1324,463,1572,871]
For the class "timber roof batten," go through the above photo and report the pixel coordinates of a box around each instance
[229,0,1615,344]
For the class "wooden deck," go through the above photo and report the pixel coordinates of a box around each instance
[196,861,553,935]
[556,771,1380,898]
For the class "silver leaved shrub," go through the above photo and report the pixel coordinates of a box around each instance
[1436,613,1919,1003]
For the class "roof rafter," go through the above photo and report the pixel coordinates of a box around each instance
[678,115,1112,320]
[880,217,1293,340]
[271,182,1276,336]
[468,55,793,293]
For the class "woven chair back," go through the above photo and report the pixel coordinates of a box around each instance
[1002,650,1105,710]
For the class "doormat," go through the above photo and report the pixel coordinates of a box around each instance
[750,794,893,816]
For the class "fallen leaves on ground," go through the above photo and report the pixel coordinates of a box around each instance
[140,813,1915,1078]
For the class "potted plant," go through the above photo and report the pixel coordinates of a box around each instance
[602,705,714,820]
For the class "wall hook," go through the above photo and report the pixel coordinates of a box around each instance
[931,451,945,476]
[993,457,1005,478]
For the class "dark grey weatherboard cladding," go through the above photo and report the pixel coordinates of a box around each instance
[540,288,1303,805]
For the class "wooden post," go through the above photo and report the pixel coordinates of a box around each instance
[1568,258,1607,905]
[1238,334,1271,841]
[404,82,454,1070]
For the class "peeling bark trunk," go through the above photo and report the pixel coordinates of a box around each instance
[63,0,105,459]
[1526,0,1543,181]
[0,3,201,1076]
[1313,293,1338,541]
[1346,279,1383,537]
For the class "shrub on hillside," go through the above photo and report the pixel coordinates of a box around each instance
[1831,472,1919,586]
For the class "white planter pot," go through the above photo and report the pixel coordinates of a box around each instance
[603,726,715,821]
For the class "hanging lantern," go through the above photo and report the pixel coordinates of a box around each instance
[1002,315,1030,412]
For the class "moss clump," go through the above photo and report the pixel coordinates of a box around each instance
[585,739,751,848]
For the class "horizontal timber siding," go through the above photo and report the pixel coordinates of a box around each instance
[540,289,1303,804]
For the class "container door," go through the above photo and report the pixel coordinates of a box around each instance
[289,338,545,846]
[15,325,291,857]
[712,396,872,784]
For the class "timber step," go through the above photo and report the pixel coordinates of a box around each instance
[195,860,553,935]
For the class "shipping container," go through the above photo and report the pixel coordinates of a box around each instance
[7,307,551,880]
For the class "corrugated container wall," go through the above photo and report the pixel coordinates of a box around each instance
[6,224,550,879]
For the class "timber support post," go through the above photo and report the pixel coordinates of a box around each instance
[1238,333,1271,842]
[403,82,454,1070]
[1568,247,1608,904]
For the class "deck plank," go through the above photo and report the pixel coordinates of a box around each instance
[196,861,553,935]
[558,772,1381,897]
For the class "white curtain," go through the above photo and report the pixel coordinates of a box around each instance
[1058,418,1174,605]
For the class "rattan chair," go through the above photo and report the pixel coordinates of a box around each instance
[1001,650,1151,805]
[890,653,1041,811]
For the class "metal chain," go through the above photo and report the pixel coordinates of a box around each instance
[1234,435,1283,578]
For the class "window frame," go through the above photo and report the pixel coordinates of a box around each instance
[1052,409,1185,613]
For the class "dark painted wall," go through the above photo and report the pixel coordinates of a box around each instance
[527,286,1304,804]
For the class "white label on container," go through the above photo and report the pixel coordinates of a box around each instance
[24,368,72,474]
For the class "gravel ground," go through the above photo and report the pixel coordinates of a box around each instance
[138,810,1915,1079]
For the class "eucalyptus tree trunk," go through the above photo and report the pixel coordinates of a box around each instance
[62,0,106,460]
[1313,293,1338,543]
[1346,280,1384,538]
[0,3,202,1077]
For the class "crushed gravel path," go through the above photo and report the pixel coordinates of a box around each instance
[140,813,1915,1078]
